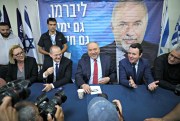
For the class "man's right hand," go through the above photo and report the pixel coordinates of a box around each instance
[44,67,54,76]
[81,84,91,94]
[47,105,64,121]
[129,76,137,88]
[0,96,18,121]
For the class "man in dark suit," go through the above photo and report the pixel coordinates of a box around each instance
[100,1,158,82]
[119,43,158,91]
[75,42,116,94]
[39,45,72,92]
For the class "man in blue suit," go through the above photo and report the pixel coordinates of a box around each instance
[119,43,158,91]
[75,42,116,94]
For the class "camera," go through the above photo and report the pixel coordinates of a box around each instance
[35,90,67,121]
[0,79,31,105]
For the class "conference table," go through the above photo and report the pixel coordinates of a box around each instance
[28,83,180,121]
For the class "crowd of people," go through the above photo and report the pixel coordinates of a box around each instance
[0,0,180,121]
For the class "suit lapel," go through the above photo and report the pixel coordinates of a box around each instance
[86,57,91,80]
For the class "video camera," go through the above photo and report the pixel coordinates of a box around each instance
[0,79,31,105]
[35,90,67,121]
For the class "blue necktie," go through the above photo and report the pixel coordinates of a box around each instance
[56,63,59,80]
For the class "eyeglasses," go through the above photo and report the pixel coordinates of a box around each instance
[13,51,24,57]
[169,53,180,60]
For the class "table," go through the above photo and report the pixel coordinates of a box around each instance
[28,83,180,121]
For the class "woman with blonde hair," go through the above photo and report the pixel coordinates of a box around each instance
[6,45,38,83]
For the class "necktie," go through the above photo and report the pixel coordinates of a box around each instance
[56,63,59,80]
[93,59,98,84]
[132,63,136,83]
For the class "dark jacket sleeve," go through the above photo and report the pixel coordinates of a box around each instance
[119,60,130,87]
[153,56,176,91]
[6,63,14,82]
[143,59,154,86]
[27,57,38,83]
[108,56,117,83]
[75,59,87,87]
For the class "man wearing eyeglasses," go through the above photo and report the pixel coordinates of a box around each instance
[0,22,23,80]
[153,44,180,92]
[38,45,72,92]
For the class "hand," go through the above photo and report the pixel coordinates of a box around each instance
[42,84,53,92]
[129,76,137,88]
[148,81,159,91]
[47,105,64,121]
[0,78,6,87]
[45,67,54,76]
[98,77,110,84]
[81,84,91,94]
[144,118,163,121]
[0,96,18,121]
[112,99,123,121]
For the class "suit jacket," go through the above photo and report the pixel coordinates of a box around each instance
[6,56,38,83]
[119,58,154,88]
[75,53,116,87]
[38,56,72,88]
[100,41,159,67]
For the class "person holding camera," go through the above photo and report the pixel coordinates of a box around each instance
[152,44,180,94]
[0,96,18,121]
[15,101,64,121]
[88,97,123,121]
[0,96,64,121]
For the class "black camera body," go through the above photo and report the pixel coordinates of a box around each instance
[35,90,67,121]
[0,79,31,105]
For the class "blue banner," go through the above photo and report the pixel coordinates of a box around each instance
[38,0,163,79]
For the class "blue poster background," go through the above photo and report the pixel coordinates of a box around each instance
[38,0,163,79]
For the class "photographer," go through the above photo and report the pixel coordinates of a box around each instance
[0,96,18,121]
[0,96,64,121]
[88,97,123,121]
[15,101,64,121]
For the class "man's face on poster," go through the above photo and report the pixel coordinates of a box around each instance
[112,2,148,51]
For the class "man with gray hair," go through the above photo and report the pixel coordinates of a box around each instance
[152,44,180,92]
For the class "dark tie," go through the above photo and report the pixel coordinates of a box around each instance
[56,63,59,80]
[132,63,136,83]
[93,59,98,84]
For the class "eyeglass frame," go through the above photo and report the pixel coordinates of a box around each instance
[13,51,24,57]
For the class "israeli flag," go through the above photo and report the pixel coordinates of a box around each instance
[171,16,180,46]
[2,5,11,29]
[159,0,170,55]
[23,6,39,62]
[16,8,24,47]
